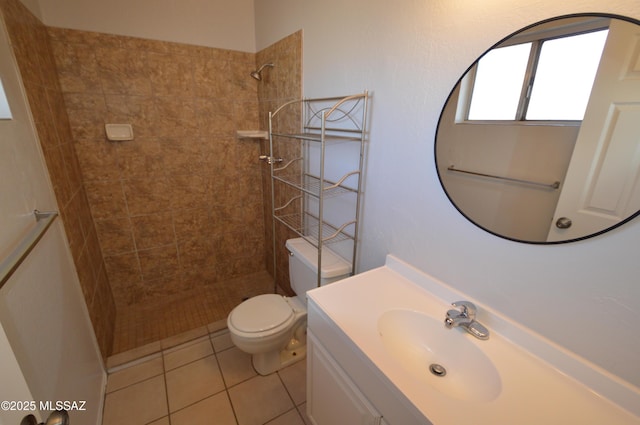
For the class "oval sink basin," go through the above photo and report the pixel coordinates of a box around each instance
[378,309,502,402]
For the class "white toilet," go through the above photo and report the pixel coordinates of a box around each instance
[227,237,351,375]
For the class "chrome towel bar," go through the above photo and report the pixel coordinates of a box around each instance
[447,165,560,189]
[0,210,58,289]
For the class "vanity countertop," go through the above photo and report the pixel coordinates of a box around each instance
[307,255,640,425]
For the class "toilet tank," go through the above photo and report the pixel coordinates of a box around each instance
[285,238,351,295]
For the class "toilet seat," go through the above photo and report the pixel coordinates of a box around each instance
[228,294,294,336]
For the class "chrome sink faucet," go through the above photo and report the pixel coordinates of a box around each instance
[444,301,490,340]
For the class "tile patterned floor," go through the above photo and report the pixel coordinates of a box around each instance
[103,327,310,425]
[112,271,275,354]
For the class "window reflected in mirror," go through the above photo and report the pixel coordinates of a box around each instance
[527,29,608,120]
[464,24,608,122]
[467,43,531,120]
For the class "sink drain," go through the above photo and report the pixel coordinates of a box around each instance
[429,363,447,377]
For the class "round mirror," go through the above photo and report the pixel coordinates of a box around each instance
[435,13,640,244]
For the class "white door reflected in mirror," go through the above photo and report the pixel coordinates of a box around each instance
[547,19,640,241]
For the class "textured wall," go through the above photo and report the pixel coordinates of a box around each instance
[0,0,115,358]
[256,31,303,294]
[48,27,266,309]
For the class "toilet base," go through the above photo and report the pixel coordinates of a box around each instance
[252,338,307,376]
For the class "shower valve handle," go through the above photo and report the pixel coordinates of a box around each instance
[259,155,283,164]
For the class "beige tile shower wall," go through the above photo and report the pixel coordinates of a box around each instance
[48,27,266,308]
[256,31,302,294]
[0,0,116,358]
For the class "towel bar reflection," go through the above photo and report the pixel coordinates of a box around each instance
[0,210,58,289]
[447,165,560,190]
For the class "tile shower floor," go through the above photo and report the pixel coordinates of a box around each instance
[112,271,275,354]
[103,326,310,425]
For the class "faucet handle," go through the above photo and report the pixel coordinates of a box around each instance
[451,301,476,318]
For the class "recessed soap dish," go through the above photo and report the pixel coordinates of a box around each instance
[105,124,134,141]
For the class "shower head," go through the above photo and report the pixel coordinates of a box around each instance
[250,63,274,81]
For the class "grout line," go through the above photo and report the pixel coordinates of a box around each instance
[164,348,217,375]
[267,407,305,425]
[149,337,234,418]
[210,338,241,425]
[107,351,163,374]
[104,370,164,396]
[276,369,298,408]
[162,335,210,356]
[160,344,172,425]
[165,388,231,420]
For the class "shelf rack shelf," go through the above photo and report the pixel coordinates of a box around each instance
[270,132,364,143]
[273,212,355,245]
[272,172,359,198]
[268,91,369,287]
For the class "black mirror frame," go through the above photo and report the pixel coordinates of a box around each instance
[434,13,640,245]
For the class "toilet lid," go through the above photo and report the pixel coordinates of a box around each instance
[229,294,294,333]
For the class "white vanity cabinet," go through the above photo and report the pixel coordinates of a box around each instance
[307,332,386,425]
[306,298,429,425]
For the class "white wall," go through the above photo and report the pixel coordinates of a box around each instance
[0,319,35,425]
[37,0,256,52]
[255,0,640,389]
[0,13,104,425]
